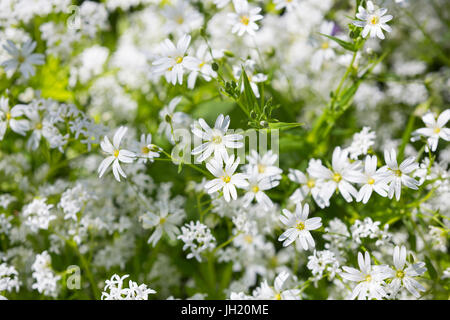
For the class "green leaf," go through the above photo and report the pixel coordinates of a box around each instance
[319,33,357,52]
[268,122,303,130]
[424,256,438,281]
[239,67,258,113]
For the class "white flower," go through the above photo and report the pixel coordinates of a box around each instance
[354,155,390,204]
[187,44,220,89]
[1,39,45,78]
[31,251,60,298]
[178,221,216,262]
[246,150,282,178]
[191,114,243,162]
[345,127,376,160]
[288,160,330,209]
[242,167,278,210]
[380,148,420,201]
[387,245,427,298]
[233,60,267,98]
[0,97,30,140]
[278,203,322,249]
[98,126,136,182]
[135,134,160,164]
[412,109,450,152]
[274,0,299,12]
[341,251,391,300]
[101,274,156,300]
[311,21,337,71]
[0,263,21,293]
[152,34,200,85]
[308,147,363,203]
[205,155,249,202]
[255,271,300,300]
[228,0,263,37]
[22,198,56,232]
[158,96,191,143]
[353,1,393,40]
[140,184,185,247]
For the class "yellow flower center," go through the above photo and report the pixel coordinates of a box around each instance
[306,179,315,189]
[35,122,42,130]
[114,150,120,158]
[274,293,281,300]
[212,135,222,144]
[396,270,405,279]
[240,15,250,26]
[176,16,184,24]
[321,42,329,49]
[252,185,259,193]
[198,61,205,68]
[296,221,305,231]
[257,164,266,174]
[394,169,402,177]
[18,55,25,63]
[244,235,253,243]
[365,274,372,282]
[369,15,379,25]
[434,127,441,134]
[141,146,150,154]
[175,56,183,64]
[223,175,231,183]
[6,112,11,120]
[332,173,342,182]
[159,217,166,225]
[367,178,375,185]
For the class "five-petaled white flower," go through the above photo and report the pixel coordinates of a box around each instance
[386,245,427,298]
[380,149,420,201]
[191,114,243,162]
[278,203,322,249]
[228,0,263,37]
[242,166,278,210]
[135,133,160,164]
[353,1,393,40]
[1,39,45,78]
[412,109,450,152]
[98,126,136,182]
[341,251,391,300]
[205,155,249,202]
[152,34,200,85]
[257,271,301,300]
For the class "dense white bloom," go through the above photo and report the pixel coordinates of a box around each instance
[0,263,21,293]
[101,274,156,300]
[178,221,216,262]
[191,114,243,162]
[228,0,263,37]
[205,155,249,202]
[152,34,200,85]
[31,251,60,298]
[278,203,322,249]
[353,1,393,40]
[0,97,30,140]
[311,21,337,71]
[380,149,420,201]
[255,272,300,300]
[412,109,450,152]
[98,126,136,182]
[386,245,427,298]
[345,127,376,160]
[1,39,44,78]
[22,198,56,232]
[341,251,391,300]
[307,250,341,284]
[246,150,282,178]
